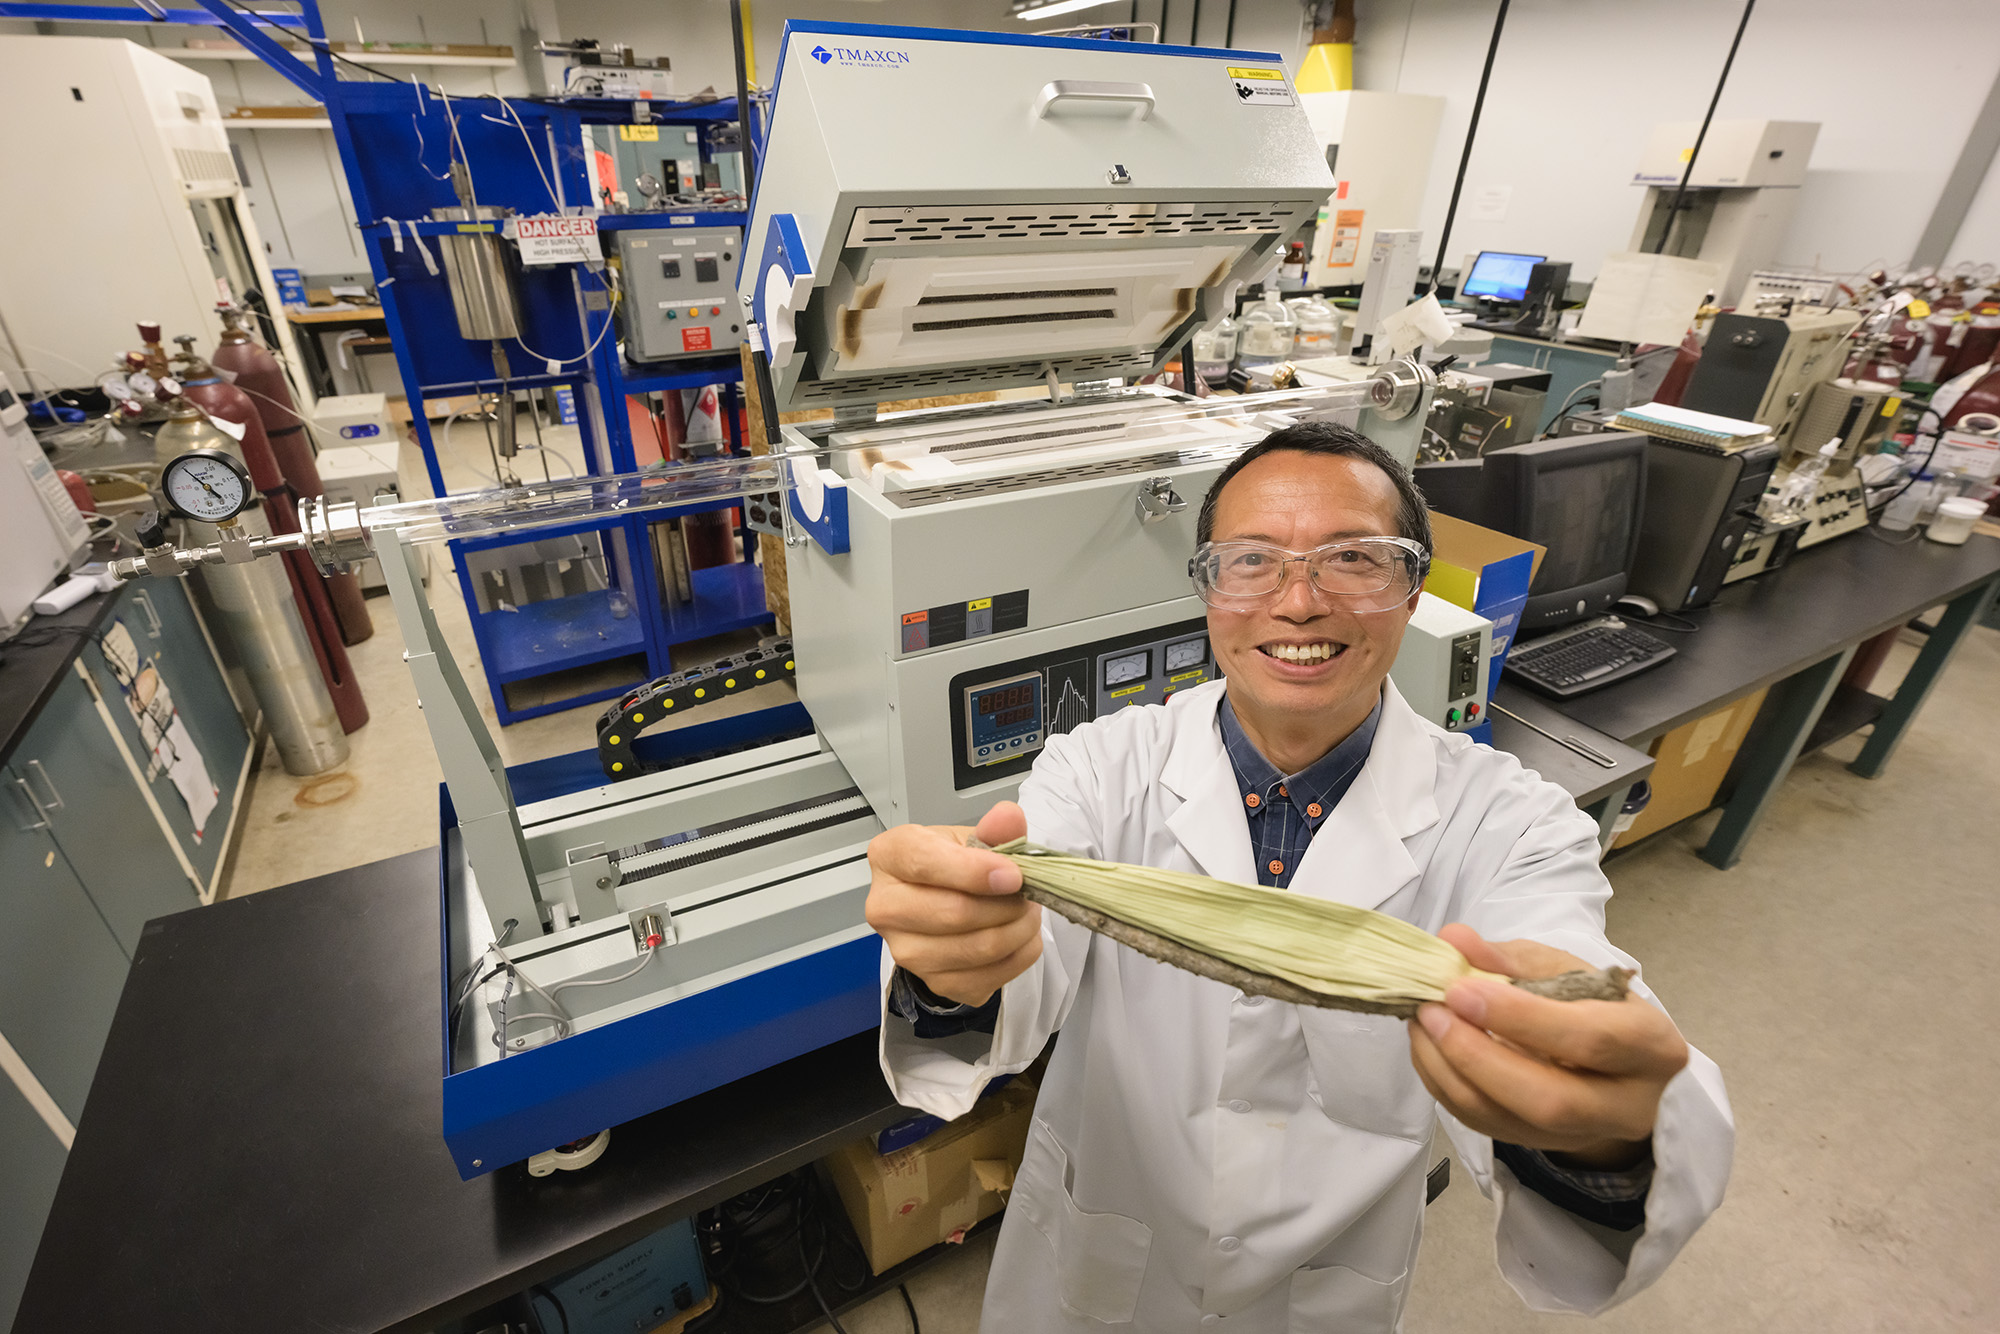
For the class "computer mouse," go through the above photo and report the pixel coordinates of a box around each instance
[1613,593,1660,618]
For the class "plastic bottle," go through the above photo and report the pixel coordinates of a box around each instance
[1290,292,1340,357]
[1765,439,1838,522]
[1236,291,1297,368]
[1877,482,1926,532]
[1189,314,1238,386]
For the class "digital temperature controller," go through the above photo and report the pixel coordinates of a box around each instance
[963,670,1044,768]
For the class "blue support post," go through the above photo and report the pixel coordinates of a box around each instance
[189,0,322,100]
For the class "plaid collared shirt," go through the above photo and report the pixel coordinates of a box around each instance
[1217,694,1379,890]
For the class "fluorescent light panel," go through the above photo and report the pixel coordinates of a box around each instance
[1015,0,1124,20]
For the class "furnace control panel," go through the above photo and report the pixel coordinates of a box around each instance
[948,618,1211,788]
[614,225,745,362]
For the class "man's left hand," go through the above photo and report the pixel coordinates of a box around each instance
[1407,925,1690,1169]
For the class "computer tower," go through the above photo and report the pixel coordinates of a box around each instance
[1628,439,1779,612]
[1508,261,1571,338]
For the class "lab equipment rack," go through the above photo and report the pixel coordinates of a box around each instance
[7,0,772,722]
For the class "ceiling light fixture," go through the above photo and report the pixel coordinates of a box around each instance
[1013,0,1124,21]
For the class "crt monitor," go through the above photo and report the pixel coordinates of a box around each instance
[1460,251,1546,302]
[1477,432,1649,635]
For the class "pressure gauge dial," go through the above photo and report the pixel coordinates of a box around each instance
[126,370,158,399]
[161,449,253,523]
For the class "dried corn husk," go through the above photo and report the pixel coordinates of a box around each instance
[982,838,1631,1018]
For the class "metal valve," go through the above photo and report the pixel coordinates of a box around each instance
[1135,476,1186,524]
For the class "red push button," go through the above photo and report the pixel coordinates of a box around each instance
[1467,701,1480,718]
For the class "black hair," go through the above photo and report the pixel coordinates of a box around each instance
[1195,421,1432,576]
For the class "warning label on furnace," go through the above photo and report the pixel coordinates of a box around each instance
[1226,66,1294,106]
[900,590,1029,653]
[681,326,713,352]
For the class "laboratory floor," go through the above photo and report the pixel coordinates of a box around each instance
[219,564,2000,1332]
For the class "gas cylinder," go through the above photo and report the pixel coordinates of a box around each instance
[1940,302,2000,383]
[1650,329,1706,406]
[173,337,368,735]
[209,306,374,645]
[1933,358,2000,431]
[153,396,349,775]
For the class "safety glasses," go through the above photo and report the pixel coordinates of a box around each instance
[1188,536,1427,612]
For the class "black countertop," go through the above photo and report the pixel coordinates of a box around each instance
[15,851,906,1334]
[0,587,120,769]
[1499,532,2000,746]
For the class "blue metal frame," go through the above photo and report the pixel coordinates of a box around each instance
[437,703,876,1180]
[19,0,773,722]
[61,0,777,724]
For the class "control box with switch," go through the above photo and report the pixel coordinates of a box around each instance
[613,226,745,362]
[1387,593,1494,733]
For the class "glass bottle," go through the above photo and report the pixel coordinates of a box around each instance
[1190,314,1238,386]
[1290,292,1340,357]
[1236,291,1297,368]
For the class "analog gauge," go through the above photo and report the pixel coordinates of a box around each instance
[98,372,133,402]
[1165,637,1207,672]
[161,449,253,523]
[1102,649,1151,688]
[126,371,157,399]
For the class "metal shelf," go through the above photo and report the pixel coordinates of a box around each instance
[482,586,649,684]
[170,47,518,68]
[224,114,332,129]
[659,562,773,645]
[619,354,746,395]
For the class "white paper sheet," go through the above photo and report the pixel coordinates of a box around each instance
[99,621,220,838]
[1575,252,1721,346]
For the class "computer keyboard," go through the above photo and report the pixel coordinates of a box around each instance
[1504,618,1677,698]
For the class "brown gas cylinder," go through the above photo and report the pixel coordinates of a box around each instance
[209,306,374,645]
[173,339,369,735]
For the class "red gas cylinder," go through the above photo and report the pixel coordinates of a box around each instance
[56,470,94,515]
[173,338,369,735]
[1650,330,1705,407]
[1940,303,2000,383]
[209,306,373,645]
[1934,359,2000,431]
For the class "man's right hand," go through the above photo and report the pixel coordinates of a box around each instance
[865,801,1041,1008]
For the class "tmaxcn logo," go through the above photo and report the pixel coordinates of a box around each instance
[810,44,912,67]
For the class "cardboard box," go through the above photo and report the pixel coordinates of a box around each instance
[821,1075,1037,1274]
[1424,512,1546,694]
[1613,688,1768,848]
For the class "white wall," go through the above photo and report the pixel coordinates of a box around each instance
[1352,0,2000,283]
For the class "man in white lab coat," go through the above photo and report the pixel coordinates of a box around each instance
[866,423,1733,1332]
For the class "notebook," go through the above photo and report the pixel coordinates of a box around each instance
[1612,402,1772,451]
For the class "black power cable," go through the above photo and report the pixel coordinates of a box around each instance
[1424,0,1511,297]
[729,0,760,193]
[1651,0,1759,257]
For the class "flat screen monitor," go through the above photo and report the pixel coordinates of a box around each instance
[1460,250,1546,302]
[1477,432,1649,634]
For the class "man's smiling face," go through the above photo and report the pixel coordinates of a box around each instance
[1204,450,1418,749]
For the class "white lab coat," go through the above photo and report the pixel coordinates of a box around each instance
[879,678,1733,1333]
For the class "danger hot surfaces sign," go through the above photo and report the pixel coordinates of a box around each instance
[510,214,602,265]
